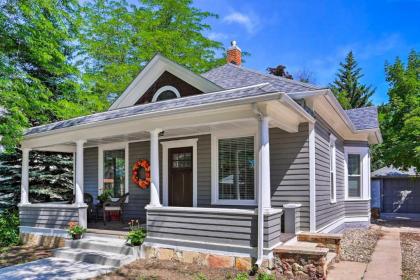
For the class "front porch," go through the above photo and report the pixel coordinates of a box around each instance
[18,98,313,259]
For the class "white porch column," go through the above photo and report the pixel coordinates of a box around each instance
[259,116,271,209]
[75,140,86,205]
[149,129,162,207]
[20,148,31,204]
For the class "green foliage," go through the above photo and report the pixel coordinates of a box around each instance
[330,51,374,109]
[126,220,146,246]
[372,50,420,170]
[194,273,208,280]
[68,222,87,239]
[79,0,225,102]
[0,208,20,247]
[234,272,250,280]
[97,189,113,204]
[256,273,275,280]
[0,150,74,208]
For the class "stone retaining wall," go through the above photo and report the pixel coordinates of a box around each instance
[143,245,254,271]
[20,233,65,248]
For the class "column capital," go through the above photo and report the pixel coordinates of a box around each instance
[149,128,163,135]
[75,139,87,146]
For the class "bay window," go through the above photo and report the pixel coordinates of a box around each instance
[213,135,256,205]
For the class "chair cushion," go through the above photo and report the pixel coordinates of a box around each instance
[104,206,121,211]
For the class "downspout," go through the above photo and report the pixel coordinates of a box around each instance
[252,103,264,267]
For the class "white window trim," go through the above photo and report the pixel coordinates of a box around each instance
[211,128,258,206]
[161,138,198,207]
[329,134,337,203]
[344,146,369,200]
[98,142,129,201]
[151,85,181,102]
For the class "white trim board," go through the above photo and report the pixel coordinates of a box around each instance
[161,138,198,207]
[308,123,316,232]
[151,85,181,102]
[317,216,370,233]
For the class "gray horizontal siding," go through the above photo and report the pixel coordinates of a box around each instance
[19,205,79,229]
[84,147,98,203]
[345,200,370,217]
[146,208,282,250]
[270,124,310,231]
[315,118,346,231]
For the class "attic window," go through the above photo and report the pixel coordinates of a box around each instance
[152,86,181,102]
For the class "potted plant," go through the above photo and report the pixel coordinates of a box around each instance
[68,222,87,240]
[126,220,146,246]
[97,189,112,205]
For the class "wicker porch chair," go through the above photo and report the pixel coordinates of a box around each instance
[103,193,129,225]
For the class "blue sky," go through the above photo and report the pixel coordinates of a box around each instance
[193,0,420,104]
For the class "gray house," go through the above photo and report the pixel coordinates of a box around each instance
[18,42,381,263]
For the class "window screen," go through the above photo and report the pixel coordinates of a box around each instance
[218,136,255,200]
[348,154,361,197]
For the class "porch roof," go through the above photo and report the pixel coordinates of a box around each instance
[25,83,284,137]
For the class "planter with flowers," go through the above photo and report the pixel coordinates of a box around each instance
[68,222,87,240]
[126,220,146,246]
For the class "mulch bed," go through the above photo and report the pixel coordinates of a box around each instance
[93,259,249,280]
[400,232,420,280]
[0,245,54,268]
[339,227,382,263]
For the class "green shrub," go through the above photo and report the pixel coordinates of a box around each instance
[0,208,20,247]
[126,220,146,246]
[256,272,275,280]
[234,272,249,280]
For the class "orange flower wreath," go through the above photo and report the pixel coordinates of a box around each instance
[131,160,151,189]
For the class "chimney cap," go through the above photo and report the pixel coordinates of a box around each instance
[229,40,241,51]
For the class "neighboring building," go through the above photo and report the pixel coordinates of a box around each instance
[17,42,381,263]
[372,166,419,213]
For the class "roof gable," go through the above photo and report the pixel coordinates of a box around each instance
[109,54,223,110]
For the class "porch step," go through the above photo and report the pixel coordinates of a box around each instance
[65,237,137,256]
[53,247,136,267]
[86,228,128,239]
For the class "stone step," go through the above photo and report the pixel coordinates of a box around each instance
[65,237,138,256]
[274,245,330,257]
[53,247,136,267]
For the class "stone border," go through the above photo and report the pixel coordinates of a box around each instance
[142,245,254,271]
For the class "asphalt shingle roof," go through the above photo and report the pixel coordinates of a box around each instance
[26,84,276,136]
[372,166,418,177]
[202,63,320,93]
[345,106,379,130]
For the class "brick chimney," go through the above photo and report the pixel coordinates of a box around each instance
[226,40,241,66]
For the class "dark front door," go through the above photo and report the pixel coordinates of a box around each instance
[168,147,193,207]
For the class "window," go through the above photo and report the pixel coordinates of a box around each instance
[347,154,361,198]
[152,86,181,102]
[103,149,126,198]
[216,136,255,203]
[329,135,337,202]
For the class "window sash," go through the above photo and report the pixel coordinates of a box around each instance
[217,136,255,202]
[103,149,126,198]
[347,153,362,198]
[329,141,336,202]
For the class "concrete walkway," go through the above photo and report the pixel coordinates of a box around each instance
[329,226,403,280]
[0,257,115,280]
[364,227,402,280]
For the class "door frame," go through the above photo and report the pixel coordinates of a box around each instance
[161,138,198,207]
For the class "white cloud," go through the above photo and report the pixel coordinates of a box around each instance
[223,11,260,35]
[207,32,228,41]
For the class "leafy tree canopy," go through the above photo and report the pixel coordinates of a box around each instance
[267,64,293,79]
[330,51,374,109]
[79,0,225,102]
[372,50,420,170]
